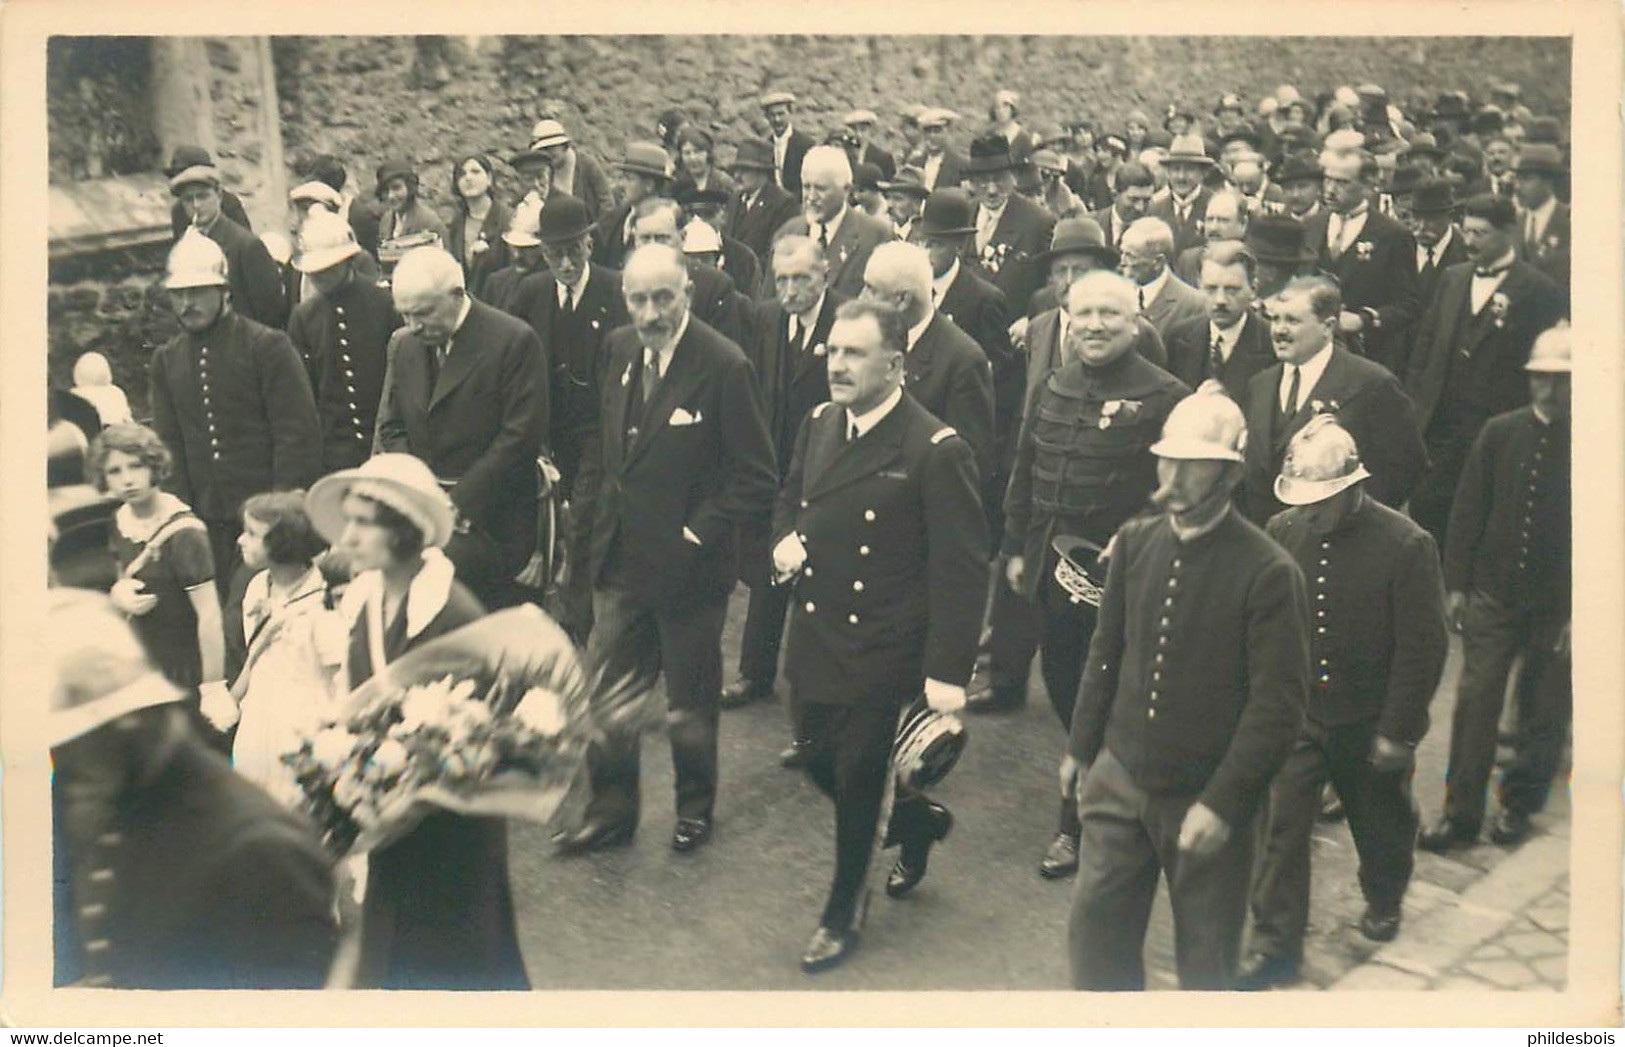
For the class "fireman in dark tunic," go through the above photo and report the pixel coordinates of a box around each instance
[1065,382,1309,991]
[1239,416,1448,991]
[772,299,987,974]
[1002,270,1189,880]
[286,210,401,473]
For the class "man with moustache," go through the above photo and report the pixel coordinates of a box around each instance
[1087,161,1157,249]
[964,134,1056,317]
[1390,176,1468,336]
[762,90,816,196]
[1240,276,1428,526]
[1118,218,1208,345]
[729,139,802,266]
[772,298,986,973]
[1238,418,1448,990]
[1163,241,1276,403]
[1065,383,1309,991]
[1403,194,1567,549]
[775,147,893,301]
[562,244,776,855]
[1004,271,1189,879]
[880,166,931,243]
[148,231,321,596]
[1173,188,1249,285]
[722,235,844,724]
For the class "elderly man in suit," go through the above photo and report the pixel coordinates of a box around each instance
[1163,241,1277,403]
[1391,177,1468,352]
[1148,135,1217,256]
[775,146,893,300]
[592,142,674,271]
[1511,145,1570,291]
[730,139,802,267]
[170,163,289,331]
[1087,161,1157,250]
[1403,194,1567,549]
[1173,187,1248,285]
[1065,384,1309,991]
[562,244,777,855]
[772,298,987,973]
[1238,418,1448,990]
[373,247,549,611]
[1240,276,1428,525]
[881,166,931,243]
[964,134,1057,317]
[722,235,845,726]
[762,90,816,196]
[916,108,968,191]
[1306,150,1420,373]
[1118,218,1208,345]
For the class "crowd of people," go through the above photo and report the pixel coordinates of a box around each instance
[44,73,1573,992]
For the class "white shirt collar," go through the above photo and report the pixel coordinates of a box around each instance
[1281,342,1335,410]
[1330,204,1369,243]
[1209,314,1246,358]
[558,265,591,306]
[811,205,849,244]
[932,259,961,303]
[796,292,827,330]
[451,294,473,337]
[1140,266,1172,307]
[773,125,794,145]
[906,309,933,351]
[645,311,691,374]
[1474,249,1518,277]
[847,385,904,438]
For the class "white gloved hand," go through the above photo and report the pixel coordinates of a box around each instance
[109,577,158,617]
[199,680,240,732]
[772,532,808,583]
[923,677,967,715]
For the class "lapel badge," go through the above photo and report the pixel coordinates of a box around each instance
[812,342,827,357]
[621,364,632,387]
[1489,292,1510,329]
[1355,241,1374,263]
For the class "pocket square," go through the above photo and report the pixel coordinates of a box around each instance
[670,407,702,426]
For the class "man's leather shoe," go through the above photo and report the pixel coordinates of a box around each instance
[719,678,772,709]
[554,818,635,855]
[886,803,953,897]
[1359,904,1402,942]
[672,817,712,853]
[1235,951,1300,991]
[1489,809,1532,847]
[800,926,856,973]
[1038,832,1080,879]
[965,689,1024,715]
[1417,816,1477,853]
[779,740,813,768]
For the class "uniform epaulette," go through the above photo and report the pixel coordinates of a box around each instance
[812,402,834,419]
[930,426,958,445]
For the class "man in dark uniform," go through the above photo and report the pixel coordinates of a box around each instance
[562,244,777,855]
[729,139,801,267]
[722,235,843,725]
[772,298,987,973]
[50,590,335,989]
[1239,418,1448,990]
[1066,383,1309,991]
[1003,271,1189,879]
[373,246,549,611]
[148,230,322,596]
[287,210,400,473]
[170,162,289,330]
[1420,324,1572,852]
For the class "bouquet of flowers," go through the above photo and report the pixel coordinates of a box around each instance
[281,603,646,858]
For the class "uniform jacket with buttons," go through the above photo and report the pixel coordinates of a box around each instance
[572,316,777,608]
[1003,353,1189,599]
[149,310,323,522]
[57,731,336,989]
[1303,208,1420,374]
[374,299,549,574]
[1162,310,1276,404]
[1241,345,1429,525]
[287,275,401,473]
[937,264,1019,476]
[201,213,290,330]
[1069,510,1309,826]
[903,311,997,485]
[1444,406,1571,617]
[1266,497,1448,744]
[774,393,988,707]
[774,208,894,300]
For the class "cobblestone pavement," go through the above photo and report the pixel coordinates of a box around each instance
[1439,879,1569,990]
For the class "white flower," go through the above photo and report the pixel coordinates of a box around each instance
[332,766,366,809]
[311,726,360,769]
[398,678,462,732]
[514,687,567,737]
[368,738,409,779]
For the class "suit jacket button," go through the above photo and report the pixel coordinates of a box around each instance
[852,581,864,592]
[848,614,859,624]
[1148,708,1157,719]
[864,510,876,521]
[805,602,816,613]
[859,545,870,556]
[803,567,813,577]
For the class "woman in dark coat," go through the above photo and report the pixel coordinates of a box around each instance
[307,452,529,991]
[443,154,512,299]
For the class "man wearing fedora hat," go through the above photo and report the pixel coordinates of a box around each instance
[1148,135,1216,256]
[729,138,801,265]
[1419,323,1572,854]
[170,161,290,331]
[1237,417,1447,990]
[762,90,815,195]
[287,210,402,473]
[844,109,896,182]
[1243,213,1319,300]
[1391,176,1468,326]
[592,141,674,271]
[1511,144,1570,290]
[964,133,1056,316]
[165,145,253,242]
[514,118,615,223]
[775,146,892,300]
[879,166,930,243]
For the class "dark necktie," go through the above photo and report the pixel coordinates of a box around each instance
[1209,333,1225,377]
[642,351,661,413]
[817,224,829,251]
[1284,365,1301,417]
[1422,245,1436,272]
[846,417,859,443]
[1138,287,1147,313]
[561,285,575,314]
[788,315,801,351]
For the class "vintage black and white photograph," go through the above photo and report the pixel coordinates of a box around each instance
[10,0,1622,1026]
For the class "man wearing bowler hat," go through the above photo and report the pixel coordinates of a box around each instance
[879,166,930,243]
[844,109,896,182]
[165,146,252,242]
[965,133,1056,315]
[1238,417,1447,990]
[729,138,801,264]
[1148,135,1217,256]
[1273,152,1324,223]
[1511,144,1570,291]
[1391,176,1468,341]
[762,90,815,195]
[1243,212,1319,300]
[593,142,674,271]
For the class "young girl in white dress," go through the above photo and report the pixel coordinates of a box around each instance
[229,491,345,807]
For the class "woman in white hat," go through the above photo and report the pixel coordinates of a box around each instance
[305,453,529,990]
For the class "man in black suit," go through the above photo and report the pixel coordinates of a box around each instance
[844,109,897,182]
[1163,241,1277,403]
[1511,144,1570,292]
[1403,194,1567,549]
[1239,276,1429,526]
[165,146,253,240]
[1244,213,1321,300]
[171,164,288,330]
[1119,218,1208,345]
[592,142,673,271]
[916,108,968,192]
[774,146,894,300]
[1275,152,1325,224]
[1086,161,1156,249]
[762,90,815,196]
[964,134,1057,319]
[633,197,749,347]
[561,244,777,855]
[1147,135,1216,256]
[374,247,550,611]
[1238,419,1448,990]
[728,140,801,268]
[1391,177,1468,363]
[722,235,844,720]
[1306,150,1420,374]
[772,298,987,973]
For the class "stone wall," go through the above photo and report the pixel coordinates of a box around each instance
[48,241,179,418]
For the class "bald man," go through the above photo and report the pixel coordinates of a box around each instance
[374,246,550,610]
[775,146,892,298]
[563,244,777,855]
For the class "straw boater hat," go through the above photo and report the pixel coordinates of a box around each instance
[1273,415,1371,507]
[306,453,457,551]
